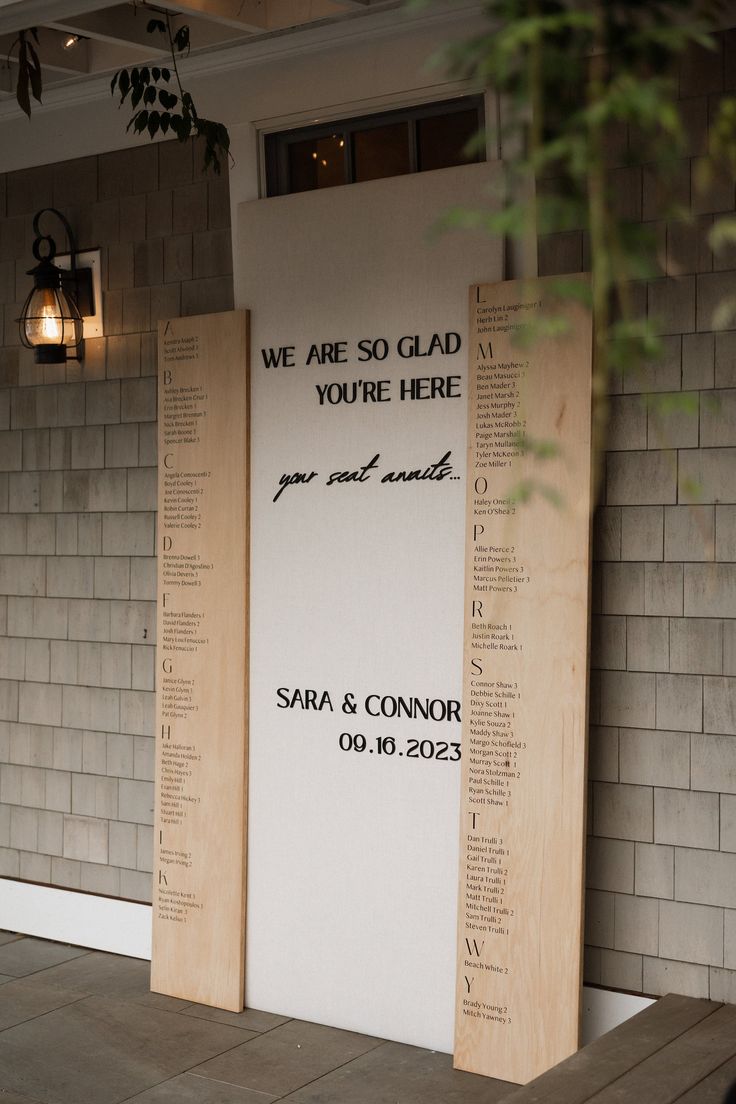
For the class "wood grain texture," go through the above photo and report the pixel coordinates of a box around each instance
[501,995,722,1103]
[675,1048,736,1104]
[151,310,249,1011]
[587,1002,736,1104]
[454,278,593,1084]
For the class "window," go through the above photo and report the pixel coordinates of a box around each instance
[264,96,485,197]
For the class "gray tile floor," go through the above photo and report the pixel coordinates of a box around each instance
[0,932,513,1104]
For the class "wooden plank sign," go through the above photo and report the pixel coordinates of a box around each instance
[454,278,593,1084]
[152,310,249,1011]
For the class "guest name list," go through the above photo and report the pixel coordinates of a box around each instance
[454,279,593,1085]
[152,311,249,1012]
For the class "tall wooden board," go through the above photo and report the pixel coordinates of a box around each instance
[454,279,592,1084]
[152,310,249,1011]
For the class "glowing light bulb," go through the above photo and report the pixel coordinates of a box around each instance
[22,288,65,346]
[40,304,62,342]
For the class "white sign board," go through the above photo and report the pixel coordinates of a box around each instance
[237,163,503,1051]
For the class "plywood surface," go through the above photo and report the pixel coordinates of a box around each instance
[454,278,593,1083]
[152,310,249,1011]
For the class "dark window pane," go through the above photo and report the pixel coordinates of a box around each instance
[417,108,480,172]
[265,98,485,196]
[354,122,410,183]
[288,133,346,192]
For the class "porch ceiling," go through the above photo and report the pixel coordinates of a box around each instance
[0,0,402,100]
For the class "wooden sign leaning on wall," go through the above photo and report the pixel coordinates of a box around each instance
[454,277,593,1085]
[152,309,249,1011]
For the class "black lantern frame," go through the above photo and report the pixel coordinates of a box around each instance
[17,208,94,364]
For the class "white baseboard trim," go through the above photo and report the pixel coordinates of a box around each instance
[0,879,151,960]
[582,985,655,1044]
[0,880,654,1043]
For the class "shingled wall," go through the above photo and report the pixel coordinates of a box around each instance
[0,39,734,1003]
[0,138,232,903]
[551,35,736,1000]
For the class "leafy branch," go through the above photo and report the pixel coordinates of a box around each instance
[111,13,231,174]
[11,15,229,175]
[434,0,736,494]
[11,28,42,118]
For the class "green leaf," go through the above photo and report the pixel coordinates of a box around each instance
[140,67,150,85]
[14,33,43,116]
[709,215,736,253]
[161,68,170,81]
[506,479,533,504]
[463,128,487,158]
[539,483,564,509]
[712,296,736,331]
[152,66,161,82]
[174,25,190,54]
[515,432,561,460]
[214,121,230,154]
[133,110,149,134]
[679,476,703,502]
[119,69,130,99]
[504,477,564,508]
[16,59,30,119]
[147,109,160,137]
[26,42,42,103]
[542,277,593,309]
[110,71,118,94]
[160,112,171,134]
[143,85,156,105]
[432,204,528,239]
[649,391,700,416]
[513,315,571,348]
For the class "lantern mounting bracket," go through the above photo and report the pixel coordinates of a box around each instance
[30,208,95,318]
[17,207,100,364]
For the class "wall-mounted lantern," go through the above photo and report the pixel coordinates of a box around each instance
[17,207,98,364]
